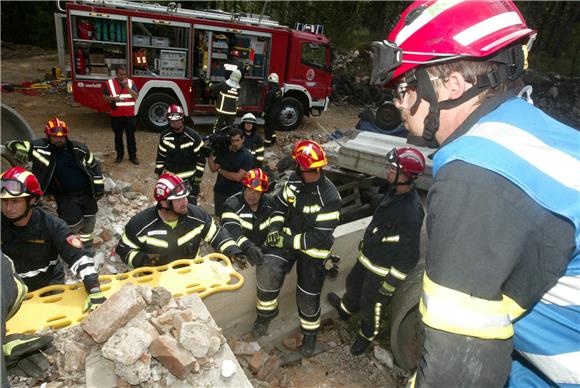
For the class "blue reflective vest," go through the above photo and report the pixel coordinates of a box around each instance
[433,97,580,387]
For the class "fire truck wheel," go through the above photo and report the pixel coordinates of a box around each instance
[278,97,304,131]
[389,260,424,371]
[138,92,178,132]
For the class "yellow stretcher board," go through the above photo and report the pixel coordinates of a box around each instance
[6,253,243,335]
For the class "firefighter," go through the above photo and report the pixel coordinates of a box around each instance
[2,253,54,381]
[328,147,425,355]
[116,172,245,269]
[221,168,274,267]
[239,113,265,168]
[210,69,241,133]
[224,48,245,80]
[5,117,104,252]
[262,73,282,147]
[252,140,341,357]
[0,167,106,310]
[154,104,206,205]
[103,65,139,164]
[375,1,579,386]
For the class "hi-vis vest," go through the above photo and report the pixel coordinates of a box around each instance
[216,85,239,116]
[433,97,580,386]
[107,78,136,117]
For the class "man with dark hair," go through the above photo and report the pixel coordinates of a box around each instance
[207,127,253,217]
[103,65,140,164]
[373,1,579,386]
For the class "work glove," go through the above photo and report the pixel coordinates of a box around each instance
[83,289,107,312]
[5,141,29,164]
[324,254,341,280]
[229,253,248,270]
[245,245,263,266]
[266,230,280,246]
[3,333,53,378]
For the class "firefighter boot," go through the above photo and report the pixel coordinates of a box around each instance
[327,292,350,321]
[252,316,273,338]
[350,335,371,356]
[300,334,317,357]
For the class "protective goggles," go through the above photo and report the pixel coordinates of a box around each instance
[168,180,191,199]
[167,112,184,121]
[245,177,268,192]
[46,128,67,136]
[370,40,402,85]
[385,148,400,171]
[0,179,27,197]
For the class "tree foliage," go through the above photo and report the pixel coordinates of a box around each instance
[1,1,578,75]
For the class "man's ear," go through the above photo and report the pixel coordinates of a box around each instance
[446,71,471,100]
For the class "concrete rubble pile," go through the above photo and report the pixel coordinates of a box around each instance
[9,284,250,388]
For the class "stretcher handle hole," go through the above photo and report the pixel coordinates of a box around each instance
[177,268,191,274]
[39,288,64,298]
[49,320,72,329]
[46,315,67,323]
[115,273,129,281]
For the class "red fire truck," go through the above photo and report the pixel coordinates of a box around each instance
[64,0,333,131]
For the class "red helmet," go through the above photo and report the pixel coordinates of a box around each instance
[371,0,536,84]
[386,147,425,178]
[292,140,327,170]
[241,168,269,192]
[167,104,184,121]
[44,117,69,137]
[1,167,44,198]
[154,173,190,202]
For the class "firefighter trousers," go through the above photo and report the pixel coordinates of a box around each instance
[264,115,277,146]
[256,247,326,334]
[55,192,98,251]
[341,261,386,341]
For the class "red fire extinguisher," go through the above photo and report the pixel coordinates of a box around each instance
[76,48,86,75]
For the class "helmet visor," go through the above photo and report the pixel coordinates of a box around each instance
[385,148,400,172]
[246,177,267,192]
[168,112,184,121]
[1,179,27,197]
[167,180,191,200]
[371,40,402,85]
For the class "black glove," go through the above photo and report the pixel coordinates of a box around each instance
[230,253,248,270]
[245,245,263,266]
[4,333,53,378]
[324,254,340,280]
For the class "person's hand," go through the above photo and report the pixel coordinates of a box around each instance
[4,333,53,378]
[83,289,107,312]
[324,254,340,280]
[245,245,263,266]
[230,253,248,269]
[266,231,280,246]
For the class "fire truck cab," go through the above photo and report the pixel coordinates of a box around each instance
[65,0,333,131]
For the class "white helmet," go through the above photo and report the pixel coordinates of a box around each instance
[229,69,242,83]
[268,73,279,83]
[241,113,257,124]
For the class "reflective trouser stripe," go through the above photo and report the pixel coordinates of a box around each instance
[300,317,321,331]
[176,171,195,179]
[420,273,515,339]
[257,298,278,311]
[80,233,93,242]
[340,301,353,315]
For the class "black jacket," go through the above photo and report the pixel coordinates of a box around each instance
[264,83,282,118]
[270,172,341,259]
[360,186,424,287]
[5,138,104,199]
[241,128,265,168]
[155,125,206,195]
[1,208,99,292]
[221,192,275,251]
[116,205,242,268]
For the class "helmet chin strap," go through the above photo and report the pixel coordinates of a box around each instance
[411,45,526,147]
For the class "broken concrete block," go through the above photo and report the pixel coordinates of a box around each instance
[178,321,211,358]
[256,355,281,383]
[150,309,176,334]
[136,285,153,304]
[150,334,196,379]
[230,340,257,356]
[373,345,394,369]
[151,287,172,308]
[249,351,266,374]
[172,310,194,333]
[282,333,303,352]
[63,342,86,373]
[81,284,146,343]
[112,204,125,215]
[85,349,117,388]
[221,359,237,378]
[99,228,114,242]
[102,326,153,365]
[207,336,221,357]
[114,352,151,385]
